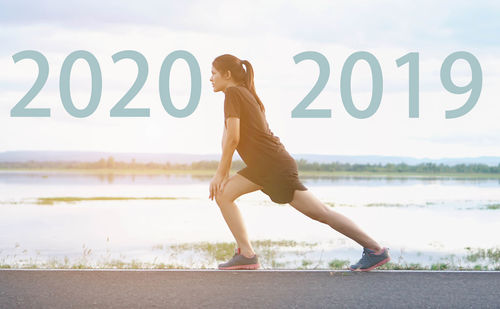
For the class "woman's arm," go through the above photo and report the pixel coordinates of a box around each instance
[216,117,240,176]
[222,123,227,149]
[209,118,240,200]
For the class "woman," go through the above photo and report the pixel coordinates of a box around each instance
[208,54,390,271]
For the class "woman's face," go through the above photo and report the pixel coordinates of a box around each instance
[210,65,230,93]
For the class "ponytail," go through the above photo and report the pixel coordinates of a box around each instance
[240,60,265,113]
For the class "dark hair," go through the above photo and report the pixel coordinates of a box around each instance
[212,54,265,113]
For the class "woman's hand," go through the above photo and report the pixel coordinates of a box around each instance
[209,172,229,201]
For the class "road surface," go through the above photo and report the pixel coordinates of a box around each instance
[1,269,499,308]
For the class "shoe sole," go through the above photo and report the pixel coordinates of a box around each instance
[349,256,391,272]
[218,263,260,270]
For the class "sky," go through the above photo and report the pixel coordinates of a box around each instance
[1,0,500,159]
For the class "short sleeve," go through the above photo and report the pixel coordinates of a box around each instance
[224,87,241,119]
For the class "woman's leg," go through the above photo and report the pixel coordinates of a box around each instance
[289,189,382,251]
[215,174,264,258]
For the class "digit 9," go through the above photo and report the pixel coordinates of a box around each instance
[440,51,482,119]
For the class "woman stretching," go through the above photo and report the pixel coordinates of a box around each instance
[208,54,390,271]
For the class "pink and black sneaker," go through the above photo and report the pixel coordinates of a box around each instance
[218,248,260,270]
[349,247,391,271]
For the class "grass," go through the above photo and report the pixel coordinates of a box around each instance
[35,196,186,205]
[0,196,189,206]
[2,240,500,270]
[484,204,500,210]
[465,247,500,263]
[364,203,408,207]
[328,259,350,269]
[162,240,318,269]
[2,197,494,210]
[0,239,317,269]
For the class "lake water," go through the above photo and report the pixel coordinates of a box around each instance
[1,171,499,269]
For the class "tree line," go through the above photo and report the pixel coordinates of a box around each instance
[1,157,500,174]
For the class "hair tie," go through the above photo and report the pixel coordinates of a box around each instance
[240,60,247,74]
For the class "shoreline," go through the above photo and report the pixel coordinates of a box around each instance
[1,168,499,179]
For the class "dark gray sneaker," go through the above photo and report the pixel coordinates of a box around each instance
[349,247,390,271]
[218,248,260,270]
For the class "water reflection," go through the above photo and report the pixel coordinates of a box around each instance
[1,171,499,187]
[1,171,499,269]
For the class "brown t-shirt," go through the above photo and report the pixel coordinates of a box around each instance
[224,85,294,173]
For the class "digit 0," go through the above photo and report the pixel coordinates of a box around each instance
[59,50,102,118]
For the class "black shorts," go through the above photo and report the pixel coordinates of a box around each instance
[237,159,308,204]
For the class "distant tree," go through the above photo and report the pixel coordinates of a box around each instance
[107,156,115,169]
[97,158,106,168]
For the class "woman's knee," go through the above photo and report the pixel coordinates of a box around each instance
[215,190,233,207]
[214,174,262,207]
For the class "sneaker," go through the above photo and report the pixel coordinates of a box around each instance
[218,248,260,270]
[349,247,390,271]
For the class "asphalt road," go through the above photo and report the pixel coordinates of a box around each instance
[1,269,499,308]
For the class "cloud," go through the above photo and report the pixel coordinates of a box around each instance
[1,0,500,157]
[1,0,499,49]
